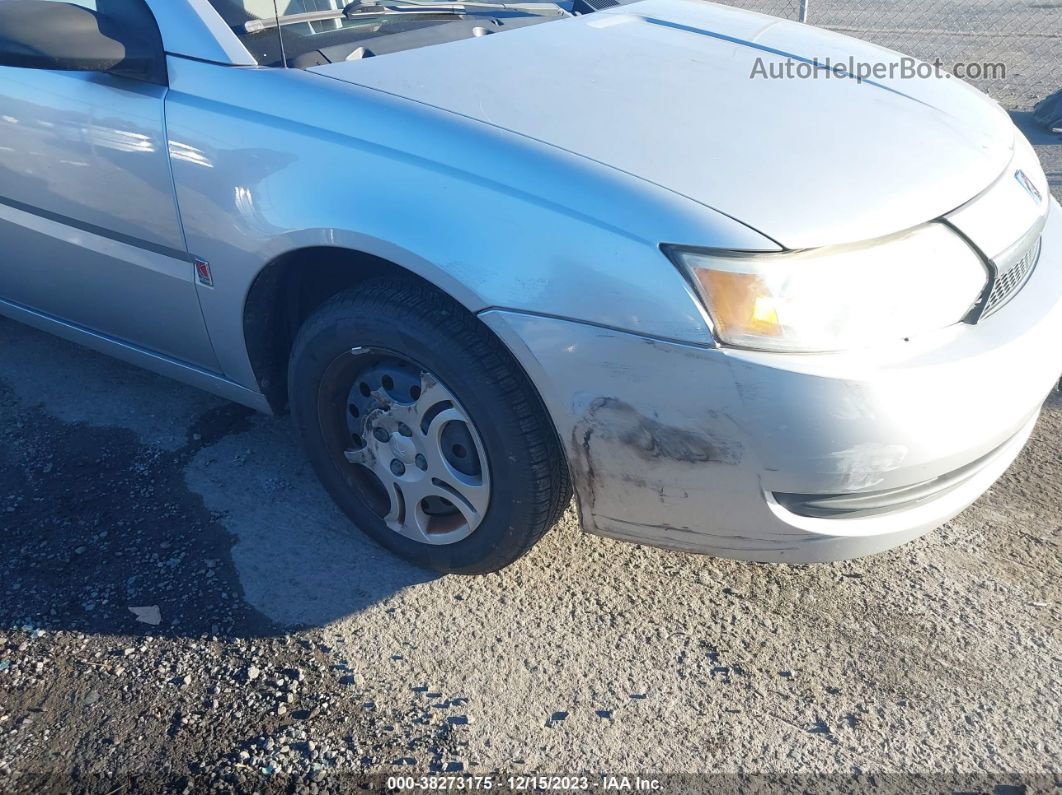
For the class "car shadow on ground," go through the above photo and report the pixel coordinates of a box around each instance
[1011,110,1061,147]
[0,319,436,641]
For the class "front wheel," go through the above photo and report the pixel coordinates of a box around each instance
[288,280,571,574]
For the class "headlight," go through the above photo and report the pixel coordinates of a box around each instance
[666,223,989,353]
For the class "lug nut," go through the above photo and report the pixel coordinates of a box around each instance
[390,459,406,476]
[415,454,427,471]
[373,427,390,443]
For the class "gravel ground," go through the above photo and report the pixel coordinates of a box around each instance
[0,131,1059,793]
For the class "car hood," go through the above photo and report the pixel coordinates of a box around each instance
[310,0,1015,248]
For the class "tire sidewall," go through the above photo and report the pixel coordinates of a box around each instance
[289,294,543,573]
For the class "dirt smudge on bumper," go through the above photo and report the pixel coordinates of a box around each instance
[570,396,742,522]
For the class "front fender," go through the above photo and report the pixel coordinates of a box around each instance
[164,57,778,390]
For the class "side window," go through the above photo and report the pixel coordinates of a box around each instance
[4,0,158,28]
[86,0,164,44]
[0,0,166,82]
[32,0,98,6]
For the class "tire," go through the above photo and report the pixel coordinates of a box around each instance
[288,279,571,574]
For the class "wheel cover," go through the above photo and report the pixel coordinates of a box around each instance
[318,348,491,546]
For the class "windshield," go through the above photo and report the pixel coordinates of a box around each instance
[206,0,579,68]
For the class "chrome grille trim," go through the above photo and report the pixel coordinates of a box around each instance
[983,235,1042,317]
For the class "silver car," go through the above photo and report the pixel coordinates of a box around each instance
[1,0,1059,573]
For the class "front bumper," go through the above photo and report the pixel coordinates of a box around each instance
[481,199,1062,563]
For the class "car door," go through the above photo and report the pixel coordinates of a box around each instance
[0,0,219,370]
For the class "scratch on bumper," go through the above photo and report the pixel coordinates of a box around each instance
[570,395,743,524]
[479,204,1062,561]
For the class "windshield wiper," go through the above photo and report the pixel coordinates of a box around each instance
[348,0,569,13]
[241,0,569,33]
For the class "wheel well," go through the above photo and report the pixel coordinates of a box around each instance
[243,246,445,413]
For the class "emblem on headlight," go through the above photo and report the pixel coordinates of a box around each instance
[1015,170,1042,204]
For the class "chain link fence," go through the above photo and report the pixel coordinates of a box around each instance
[716,0,1060,110]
